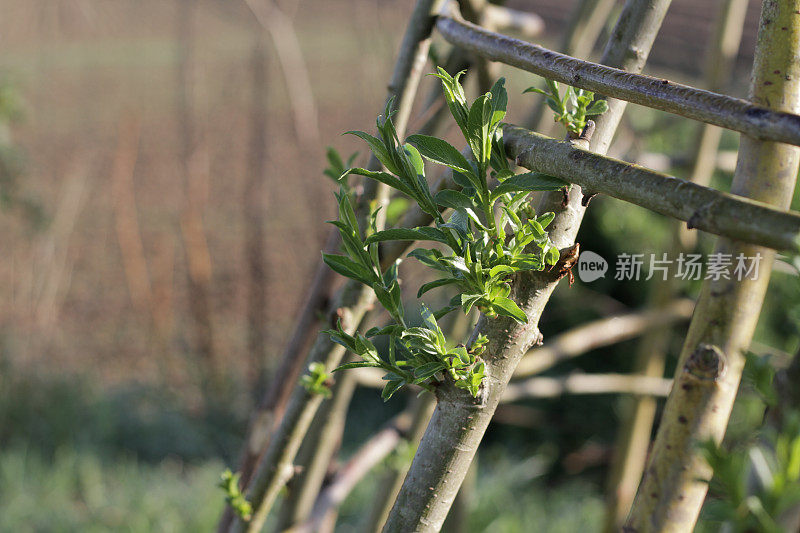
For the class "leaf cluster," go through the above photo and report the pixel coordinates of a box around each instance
[700,426,800,533]
[700,357,800,532]
[328,305,487,400]
[218,469,253,521]
[322,68,566,400]
[300,362,332,398]
[525,78,608,136]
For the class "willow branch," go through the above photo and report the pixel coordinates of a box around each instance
[243,0,319,144]
[381,1,673,529]
[481,4,544,39]
[514,299,693,378]
[436,2,800,147]
[229,2,444,531]
[603,1,749,529]
[504,125,800,253]
[502,373,672,402]
[626,1,800,530]
[275,369,358,530]
[295,396,436,533]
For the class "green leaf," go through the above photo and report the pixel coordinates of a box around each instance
[365,324,402,337]
[461,293,482,313]
[420,303,440,333]
[523,86,550,97]
[433,304,459,320]
[365,227,450,246]
[491,297,528,323]
[413,362,446,382]
[488,77,507,131]
[586,99,609,115]
[546,97,561,114]
[325,322,357,352]
[341,167,416,199]
[381,379,405,401]
[466,93,491,167]
[434,189,476,211]
[408,248,446,271]
[355,334,381,363]
[417,277,458,298]
[345,130,400,175]
[373,283,399,319]
[537,212,556,229]
[545,246,560,266]
[333,361,381,371]
[402,143,426,176]
[440,209,470,237]
[322,253,374,285]
[492,172,568,197]
[406,134,473,175]
[489,264,515,279]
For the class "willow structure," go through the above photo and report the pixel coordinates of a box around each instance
[229,0,800,532]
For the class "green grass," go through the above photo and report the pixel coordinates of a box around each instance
[0,448,224,533]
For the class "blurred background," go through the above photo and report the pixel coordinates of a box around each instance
[0,0,796,531]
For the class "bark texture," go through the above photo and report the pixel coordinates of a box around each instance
[382,3,674,530]
[625,1,800,530]
[437,3,800,146]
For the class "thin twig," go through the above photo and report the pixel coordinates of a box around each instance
[502,373,672,402]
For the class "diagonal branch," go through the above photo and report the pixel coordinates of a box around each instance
[381,1,674,529]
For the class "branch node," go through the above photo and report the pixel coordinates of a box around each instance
[684,344,727,382]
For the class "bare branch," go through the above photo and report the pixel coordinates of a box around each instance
[504,125,800,253]
[502,373,672,402]
[436,3,800,147]
[514,299,694,379]
[243,0,319,144]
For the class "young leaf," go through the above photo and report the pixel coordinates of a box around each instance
[417,277,458,298]
[434,190,476,211]
[537,212,556,229]
[522,86,551,97]
[406,134,473,175]
[345,130,401,175]
[466,93,492,169]
[342,167,416,198]
[492,172,568,197]
[365,227,450,246]
[322,253,374,285]
[491,296,528,323]
[586,99,609,115]
[334,361,382,371]
[413,361,446,382]
[488,77,508,131]
[381,379,405,401]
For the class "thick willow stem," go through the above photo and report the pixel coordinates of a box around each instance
[381,2,673,530]
[603,1,749,529]
[625,1,800,530]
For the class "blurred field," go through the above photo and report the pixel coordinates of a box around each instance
[0,0,797,530]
